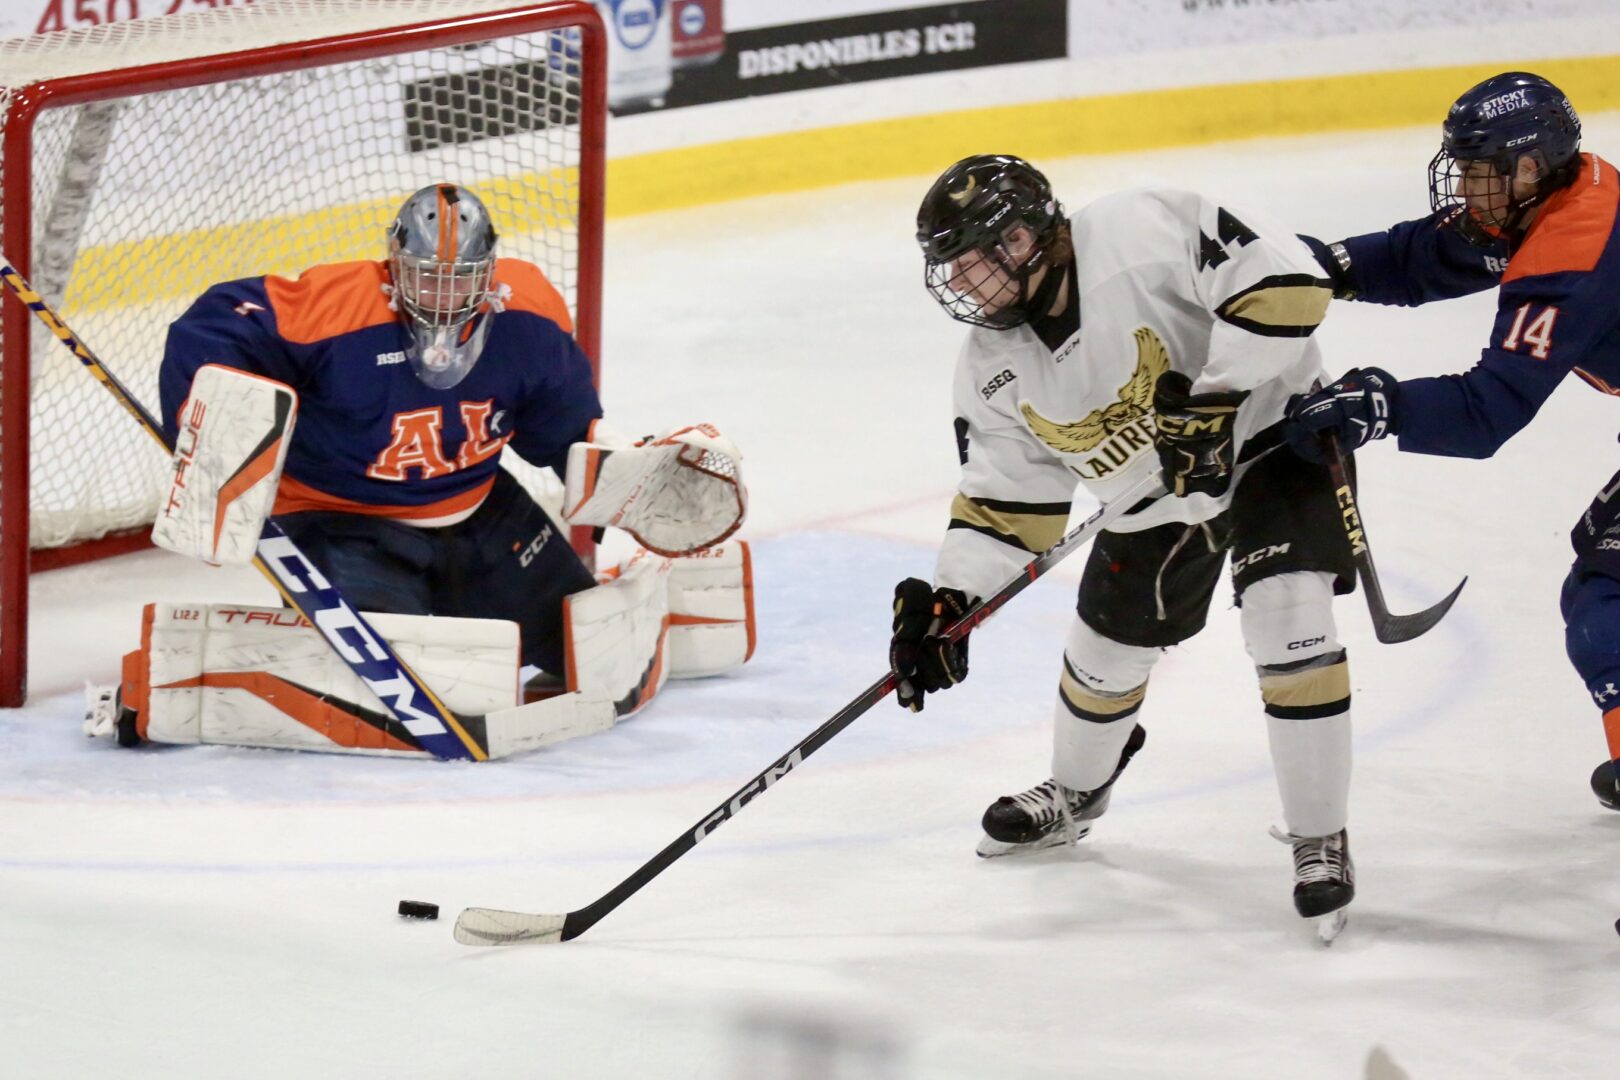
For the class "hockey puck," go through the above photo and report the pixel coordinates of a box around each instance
[398,900,440,920]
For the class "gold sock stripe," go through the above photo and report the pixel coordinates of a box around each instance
[1260,659,1350,720]
[1059,666,1146,723]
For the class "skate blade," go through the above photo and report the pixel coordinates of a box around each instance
[975,823,1093,859]
[1314,909,1348,945]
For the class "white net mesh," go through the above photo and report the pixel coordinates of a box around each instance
[0,0,598,551]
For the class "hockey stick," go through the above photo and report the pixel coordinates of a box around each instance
[0,260,492,761]
[1322,432,1465,644]
[453,468,1171,945]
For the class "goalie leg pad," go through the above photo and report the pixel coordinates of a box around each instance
[152,364,296,566]
[666,540,756,678]
[117,602,520,756]
[563,551,673,718]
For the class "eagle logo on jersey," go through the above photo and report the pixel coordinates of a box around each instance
[1021,327,1168,454]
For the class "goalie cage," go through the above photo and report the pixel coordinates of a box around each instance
[0,0,608,705]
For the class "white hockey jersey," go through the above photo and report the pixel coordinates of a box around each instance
[935,188,1334,602]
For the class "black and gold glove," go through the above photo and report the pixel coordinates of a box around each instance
[889,578,971,713]
[1152,371,1249,498]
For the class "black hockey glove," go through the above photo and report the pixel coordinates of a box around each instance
[1284,367,1400,463]
[890,577,971,713]
[1152,371,1249,498]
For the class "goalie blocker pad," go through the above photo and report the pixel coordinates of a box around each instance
[152,364,297,566]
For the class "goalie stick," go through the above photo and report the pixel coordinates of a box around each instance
[1,260,492,761]
[1322,432,1465,644]
[452,468,1171,946]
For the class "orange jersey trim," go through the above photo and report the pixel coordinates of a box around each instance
[494,258,574,332]
[1503,154,1619,284]
[1605,706,1620,762]
[265,260,398,345]
[273,473,494,522]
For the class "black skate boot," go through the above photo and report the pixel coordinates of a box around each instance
[1271,826,1355,943]
[1592,759,1620,811]
[976,724,1146,858]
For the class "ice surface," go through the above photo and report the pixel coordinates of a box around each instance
[4,119,1620,1079]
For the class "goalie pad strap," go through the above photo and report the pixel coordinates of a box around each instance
[152,364,297,566]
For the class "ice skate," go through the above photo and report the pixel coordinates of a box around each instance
[976,724,1145,858]
[1271,826,1354,944]
[83,684,141,748]
[1591,760,1620,811]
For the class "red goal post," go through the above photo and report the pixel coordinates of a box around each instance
[0,0,607,705]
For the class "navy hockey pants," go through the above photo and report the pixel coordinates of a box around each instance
[277,470,596,674]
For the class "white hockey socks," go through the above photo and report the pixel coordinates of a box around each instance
[1051,617,1160,793]
[1242,572,1352,838]
[152,364,296,565]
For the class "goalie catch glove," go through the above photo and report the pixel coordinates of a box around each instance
[889,578,971,713]
[1152,371,1248,498]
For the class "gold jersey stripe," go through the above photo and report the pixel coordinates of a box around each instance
[949,492,1069,555]
[1216,274,1333,338]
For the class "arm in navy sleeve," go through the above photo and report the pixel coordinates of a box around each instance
[507,321,604,477]
[1394,272,1593,457]
[1299,210,1507,307]
[159,278,301,443]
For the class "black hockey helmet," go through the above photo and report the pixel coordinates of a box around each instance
[1428,71,1582,246]
[917,154,1066,328]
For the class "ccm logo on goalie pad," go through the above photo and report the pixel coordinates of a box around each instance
[257,534,459,743]
[692,748,804,841]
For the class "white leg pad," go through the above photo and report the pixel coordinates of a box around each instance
[564,549,673,718]
[666,540,756,678]
[122,602,520,757]
[1052,616,1161,792]
[1241,571,1351,838]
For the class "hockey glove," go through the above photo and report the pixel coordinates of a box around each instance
[1152,371,1249,498]
[890,577,971,713]
[1284,367,1400,463]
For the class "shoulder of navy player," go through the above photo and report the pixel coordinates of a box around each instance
[1398,152,1620,457]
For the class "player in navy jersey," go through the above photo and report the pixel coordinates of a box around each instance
[1283,72,1620,811]
[159,183,601,677]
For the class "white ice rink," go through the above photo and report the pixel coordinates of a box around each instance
[6,118,1620,1078]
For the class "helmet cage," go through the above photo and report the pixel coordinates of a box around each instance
[922,222,1052,329]
[386,183,499,390]
[1428,145,1556,248]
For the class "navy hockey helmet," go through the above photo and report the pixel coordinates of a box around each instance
[1428,71,1582,246]
[387,183,500,389]
[917,154,1066,329]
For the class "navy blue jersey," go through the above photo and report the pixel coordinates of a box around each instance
[1332,209,1509,307]
[1320,154,1620,458]
[160,258,602,524]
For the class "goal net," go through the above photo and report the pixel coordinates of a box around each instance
[0,0,606,704]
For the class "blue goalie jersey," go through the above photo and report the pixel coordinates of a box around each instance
[159,258,602,525]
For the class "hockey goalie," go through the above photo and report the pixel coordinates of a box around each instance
[85,183,754,760]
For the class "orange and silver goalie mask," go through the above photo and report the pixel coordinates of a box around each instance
[387,183,499,389]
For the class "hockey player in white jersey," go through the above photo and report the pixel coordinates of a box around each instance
[890,154,1356,935]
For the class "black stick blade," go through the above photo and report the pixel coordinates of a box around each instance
[1371,576,1467,644]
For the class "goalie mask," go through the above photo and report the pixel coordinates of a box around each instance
[917,154,1067,329]
[1428,71,1581,248]
[387,183,499,389]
